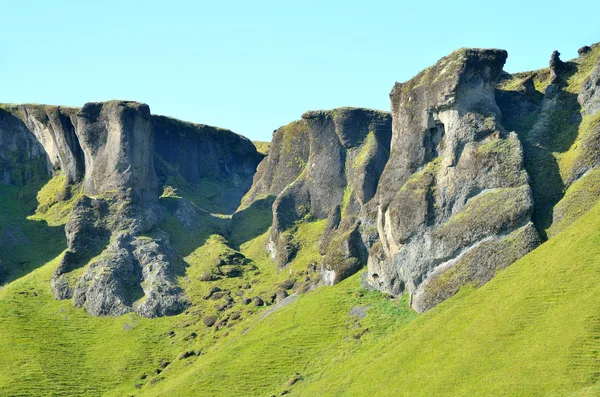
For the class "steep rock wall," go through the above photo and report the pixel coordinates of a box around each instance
[242,107,392,279]
[361,49,540,312]
[0,101,262,317]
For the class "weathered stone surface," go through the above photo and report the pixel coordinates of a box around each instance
[240,120,310,209]
[361,49,539,311]
[18,105,84,184]
[76,101,157,200]
[56,191,188,317]
[579,46,592,56]
[412,222,540,312]
[252,108,392,271]
[0,106,55,187]
[549,50,565,84]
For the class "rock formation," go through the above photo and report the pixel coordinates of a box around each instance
[241,107,392,280]
[0,101,262,317]
[359,49,539,312]
[3,42,600,317]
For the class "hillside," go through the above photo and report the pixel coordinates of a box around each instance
[131,184,600,397]
[1,41,600,396]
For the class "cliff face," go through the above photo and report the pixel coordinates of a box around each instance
[240,120,310,209]
[154,115,263,213]
[0,101,262,317]
[241,108,392,278]
[76,101,157,200]
[360,49,539,312]
[242,48,587,312]
[0,106,54,187]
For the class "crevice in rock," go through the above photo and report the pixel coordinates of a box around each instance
[424,112,445,163]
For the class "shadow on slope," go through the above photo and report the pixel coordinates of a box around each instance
[0,184,67,285]
[228,195,275,249]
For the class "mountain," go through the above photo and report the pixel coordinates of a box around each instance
[0,41,599,396]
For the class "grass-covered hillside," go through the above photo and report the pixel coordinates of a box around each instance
[2,167,600,396]
[118,199,600,397]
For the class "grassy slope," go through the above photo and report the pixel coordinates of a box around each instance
[0,256,181,396]
[1,172,373,396]
[140,197,600,397]
[252,141,271,155]
[136,272,416,397]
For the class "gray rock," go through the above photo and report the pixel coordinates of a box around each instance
[248,107,392,273]
[281,278,296,290]
[549,50,564,83]
[361,49,539,311]
[240,120,310,209]
[76,101,157,201]
[203,316,217,327]
[349,305,369,319]
[0,106,55,187]
[275,290,289,303]
[0,99,264,318]
[579,46,592,56]
[174,198,200,228]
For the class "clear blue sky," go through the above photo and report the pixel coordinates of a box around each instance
[1,1,598,142]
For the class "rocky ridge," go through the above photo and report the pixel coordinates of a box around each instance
[2,42,600,317]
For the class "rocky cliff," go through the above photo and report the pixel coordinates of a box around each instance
[241,44,600,313]
[241,107,392,282]
[0,101,262,317]
[2,43,599,318]
[359,49,540,312]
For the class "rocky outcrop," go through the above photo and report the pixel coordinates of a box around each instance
[496,44,600,239]
[43,101,185,317]
[360,49,539,312]
[0,100,262,317]
[17,105,84,184]
[75,101,157,200]
[245,108,392,275]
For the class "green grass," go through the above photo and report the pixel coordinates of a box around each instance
[289,199,600,396]
[124,198,600,396]
[1,163,600,397]
[0,256,184,396]
[3,192,600,396]
[0,180,332,397]
[547,166,600,238]
[0,183,66,281]
[28,173,84,226]
[252,141,271,155]
[133,273,417,397]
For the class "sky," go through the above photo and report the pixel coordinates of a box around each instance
[1,1,599,142]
